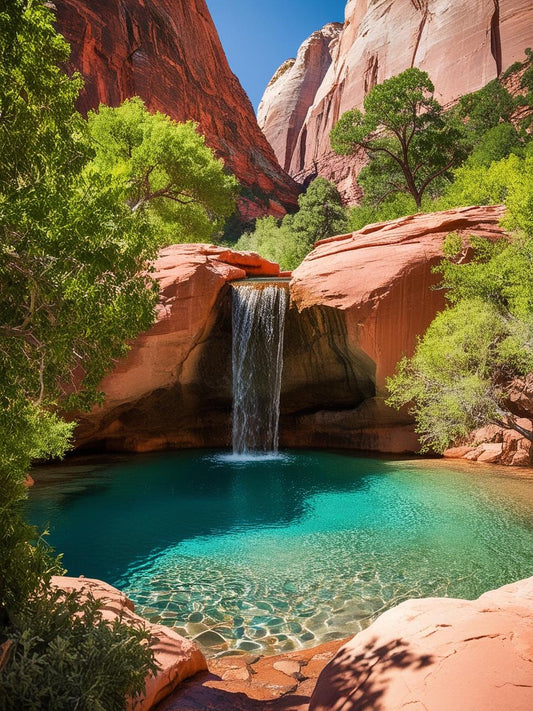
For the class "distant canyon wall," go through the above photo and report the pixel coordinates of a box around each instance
[53,0,299,223]
[258,0,533,202]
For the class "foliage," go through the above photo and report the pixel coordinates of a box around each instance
[453,79,516,140]
[347,193,418,231]
[87,97,239,243]
[436,143,533,219]
[236,178,348,270]
[386,299,531,452]
[387,220,533,452]
[467,122,524,167]
[0,586,157,711]
[330,68,469,209]
[0,1,157,704]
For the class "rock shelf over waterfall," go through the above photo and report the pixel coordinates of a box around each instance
[71,205,531,465]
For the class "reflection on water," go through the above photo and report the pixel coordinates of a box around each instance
[27,451,533,656]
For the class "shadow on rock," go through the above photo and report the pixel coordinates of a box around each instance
[309,637,434,711]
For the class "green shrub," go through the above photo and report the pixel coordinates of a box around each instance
[0,585,157,711]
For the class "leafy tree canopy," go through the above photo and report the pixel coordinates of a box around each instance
[330,68,469,209]
[87,98,239,243]
[1,1,157,703]
[236,178,348,270]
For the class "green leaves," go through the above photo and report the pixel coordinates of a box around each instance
[236,178,348,270]
[386,299,532,452]
[330,68,469,209]
[87,97,239,244]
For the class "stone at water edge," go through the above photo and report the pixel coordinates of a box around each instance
[51,576,207,711]
[310,576,533,711]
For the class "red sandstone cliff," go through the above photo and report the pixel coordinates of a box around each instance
[73,206,523,461]
[53,0,299,222]
[259,0,533,202]
[257,23,342,174]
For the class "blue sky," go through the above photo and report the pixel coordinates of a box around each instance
[206,0,347,112]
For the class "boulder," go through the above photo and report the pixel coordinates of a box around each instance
[53,0,299,221]
[310,576,533,711]
[444,418,532,466]
[51,576,207,711]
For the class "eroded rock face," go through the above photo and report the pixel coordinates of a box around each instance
[51,576,207,711]
[257,23,342,173]
[74,245,281,452]
[310,576,533,711]
[74,206,509,456]
[284,205,507,452]
[53,0,299,221]
[259,0,533,200]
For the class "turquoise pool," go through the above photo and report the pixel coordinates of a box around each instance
[27,450,533,656]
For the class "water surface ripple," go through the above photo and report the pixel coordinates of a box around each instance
[27,451,533,656]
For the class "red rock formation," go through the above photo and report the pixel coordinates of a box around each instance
[310,576,533,711]
[285,205,507,453]
[257,23,342,173]
[259,0,533,201]
[74,244,281,451]
[51,576,207,711]
[73,206,510,457]
[53,0,299,221]
[443,375,533,465]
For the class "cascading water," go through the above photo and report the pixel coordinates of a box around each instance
[231,283,288,455]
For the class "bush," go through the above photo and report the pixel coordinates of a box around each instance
[0,585,157,711]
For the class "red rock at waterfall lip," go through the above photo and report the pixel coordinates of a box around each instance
[310,576,533,711]
[53,0,300,219]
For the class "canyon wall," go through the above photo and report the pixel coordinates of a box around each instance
[73,206,516,458]
[53,0,299,222]
[258,0,533,202]
[257,23,342,174]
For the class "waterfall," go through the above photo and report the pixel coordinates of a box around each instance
[232,284,288,455]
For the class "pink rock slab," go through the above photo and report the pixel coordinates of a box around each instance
[51,576,207,710]
[310,576,533,711]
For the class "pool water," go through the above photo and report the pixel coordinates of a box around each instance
[26,450,533,656]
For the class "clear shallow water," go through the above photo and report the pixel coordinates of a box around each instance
[26,450,533,656]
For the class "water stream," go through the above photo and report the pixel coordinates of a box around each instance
[231,284,288,455]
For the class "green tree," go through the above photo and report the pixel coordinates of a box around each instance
[330,68,469,210]
[437,142,533,216]
[1,1,156,704]
[284,176,348,246]
[453,79,516,140]
[87,98,239,243]
[236,178,348,270]
[387,221,533,453]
